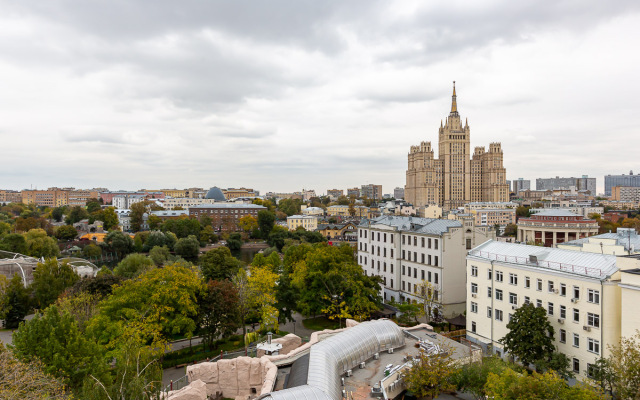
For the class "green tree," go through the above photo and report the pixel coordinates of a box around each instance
[485,369,605,400]
[149,245,171,266]
[395,300,422,326]
[31,258,80,309]
[87,264,204,344]
[147,214,162,230]
[65,206,89,225]
[0,233,27,254]
[226,232,243,252]
[602,330,640,400]
[104,230,134,257]
[516,206,531,218]
[0,343,72,400]
[403,346,457,399]
[452,356,516,400]
[68,274,123,298]
[161,217,201,238]
[248,265,279,331]
[414,280,443,322]
[267,225,291,251]
[83,243,102,258]
[504,223,518,237]
[24,228,60,258]
[86,199,101,214]
[257,210,275,239]
[0,221,11,237]
[174,235,200,260]
[113,253,155,279]
[198,246,242,282]
[238,215,258,235]
[11,305,109,389]
[535,351,574,381]
[499,303,555,367]
[128,202,147,232]
[142,230,174,252]
[197,280,241,351]
[99,207,119,231]
[55,225,78,241]
[51,206,67,223]
[1,274,31,328]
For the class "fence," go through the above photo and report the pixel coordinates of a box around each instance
[469,250,608,277]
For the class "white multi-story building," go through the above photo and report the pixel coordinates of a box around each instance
[466,241,621,381]
[112,194,147,210]
[357,215,494,317]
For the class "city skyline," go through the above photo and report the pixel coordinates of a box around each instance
[1,1,639,194]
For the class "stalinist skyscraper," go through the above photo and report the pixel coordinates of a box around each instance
[405,83,509,210]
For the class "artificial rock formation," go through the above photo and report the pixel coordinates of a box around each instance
[256,333,302,358]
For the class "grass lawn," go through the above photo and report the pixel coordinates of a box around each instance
[302,316,340,331]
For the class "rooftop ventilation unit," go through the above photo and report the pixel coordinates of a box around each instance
[529,255,538,263]
[346,369,353,377]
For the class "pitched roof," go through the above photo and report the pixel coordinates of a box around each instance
[360,215,461,235]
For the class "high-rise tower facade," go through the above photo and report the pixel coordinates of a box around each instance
[405,83,509,210]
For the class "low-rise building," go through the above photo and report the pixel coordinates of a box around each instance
[301,206,325,217]
[149,209,189,221]
[326,189,343,199]
[100,191,164,204]
[0,190,21,204]
[286,215,318,231]
[466,241,620,381]
[113,194,148,210]
[517,209,599,247]
[316,222,358,241]
[115,209,149,232]
[326,204,350,217]
[619,256,640,339]
[21,188,99,207]
[465,202,517,210]
[600,200,640,210]
[557,228,639,255]
[188,204,266,232]
[222,187,259,199]
[357,215,494,317]
[162,197,218,209]
[418,204,443,219]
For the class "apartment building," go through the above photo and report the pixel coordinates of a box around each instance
[162,197,218,209]
[0,190,21,204]
[188,204,266,232]
[21,188,99,207]
[326,189,343,199]
[357,215,494,317]
[466,241,620,381]
[286,215,318,231]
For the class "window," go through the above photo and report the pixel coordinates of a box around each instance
[434,256,439,266]
[471,302,478,313]
[428,255,432,265]
[547,302,554,316]
[413,252,417,262]
[495,271,503,282]
[487,307,492,318]
[487,287,492,298]
[402,235,405,245]
[509,292,517,305]
[525,276,531,288]
[537,279,543,291]
[414,269,417,279]
[377,232,380,241]
[390,279,394,287]
[509,273,518,285]
[471,283,478,294]
[495,309,503,321]
[587,363,596,379]
[407,266,411,276]
[588,289,600,304]
[428,238,432,248]
[548,281,555,293]
[421,254,425,263]
[434,240,438,249]
[559,329,566,343]
[560,305,566,319]
[471,266,478,277]
[402,265,405,275]
[560,283,566,296]
[573,308,580,323]
[434,273,439,284]
[573,358,580,373]
[391,265,394,273]
[488,270,492,280]
[421,237,425,247]
[421,270,425,280]
[536,299,542,308]
[495,289,503,301]
[573,286,580,300]
[402,281,405,291]
[466,238,472,250]
[588,338,600,354]
[573,333,580,348]
[471,321,476,333]
[524,296,530,304]
[587,313,600,328]
[414,237,417,246]
[428,271,432,282]
[391,235,394,244]
[384,233,387,242]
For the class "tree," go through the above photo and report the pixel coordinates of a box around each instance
[504,223,518,237]
[147,214,162,230]
[65,206,89,225]
[55,225,78,241]
[1,274,30,328]
[161,217,201,239]
[86,198,101,214]
[395,300,422,326]
[83,243,102,258]
[257,210,275,239]
[197,280,241,350]
[238,215,258,235]
[0,233,27,254]
[24,228,60,258]
[103,230,134,257]
[414,280,443,323]
[87,264,204,345]
[199,246,242,282]
[226,232,243,252]
[174,235,200,260]
[535,351,574,381]
[113,253,154,279]
[348,202,356,217]
[0,343,71,400]
[31,258,80,309]
[516,206,531,218]
[451,356,516,400]
[499,303,555,367]
[403,347,457,399]
[142,230,174,252]
[128,201,148,232]
[602,330,640,399]
[248,265,279,332]
[485,369,605,400]
[149,245,171,266]
[11,305,110,389]
[51,206,67,223]
[99,207,119,231]
[68,274,123,298]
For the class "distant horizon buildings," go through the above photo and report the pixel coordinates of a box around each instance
[512,178,531,195]
[536,175,596,195]
[605,171,640,196]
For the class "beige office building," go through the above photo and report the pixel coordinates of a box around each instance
[466,241,621,381]
[405,83,509,210]
[286,215,318,231]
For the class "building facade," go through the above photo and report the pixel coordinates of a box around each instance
[466,241,621,381]
[536,176,596,195]
[326,189,343,199]
[100,191,164,204]
[286,215,318,231]
[361,184,383,200]
[512,178,530,194]
[405,83,509,210]
[21,188,99,207]
[557,228,639,256]
[162,197,218,209]
[0,190,21,204]
[357,215,494,317]
[604,171,640,196]
[611,186,640,203]
[393,187,405,200]
[517,209,599,247]
[188,204,266,232]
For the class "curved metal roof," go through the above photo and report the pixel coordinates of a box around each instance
[260,319,405,400]
[204,187,226,201]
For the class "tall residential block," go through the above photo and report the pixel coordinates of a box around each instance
[605,171,640,196]
[405,83,509,210]
[512,178,531,194]
[536,175,596,195]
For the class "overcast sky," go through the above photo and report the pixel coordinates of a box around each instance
[1,1,639,195]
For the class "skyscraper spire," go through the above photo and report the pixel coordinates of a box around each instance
[451,81,457,114]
